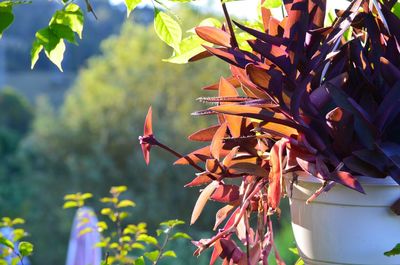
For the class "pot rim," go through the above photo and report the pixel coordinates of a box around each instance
[284,172,399,186]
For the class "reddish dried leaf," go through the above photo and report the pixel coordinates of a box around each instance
[222,146,240,167]
[233,20,287,46]
[211,184,240,203]
[268,139,288,211]
[247,40,291,75]
[229,162,269,177]
[141,106,153,165]
[203,76,241,90]
[189,125,220,142]
[196,26,232,47]
[210,123,228,160]
[185,172,214,187]
[296,157,317,176]
[174,146,211,165]
[191,181,219,225]
[210,240,223,265]
[206,158,224,174]
[220,239,244,263]
[329,171,365,193]
[214,205,236,230]
[210,105,305,132]
[230,65,270,99]
[219,77,243,138]
[202,46,259,68]
[189,50,214,62]
[391,198,400,215]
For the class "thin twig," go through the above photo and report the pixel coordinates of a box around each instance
[221,1,238,48]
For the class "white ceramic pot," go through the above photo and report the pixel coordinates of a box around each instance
[285,174,400,265]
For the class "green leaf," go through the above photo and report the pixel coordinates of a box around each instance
[392,2,400,19]
[110,185,127,196]
[11,218,25,226]
[11,257,19,265]
[0,236,14,249]
[131,242,146,250]
[170,232,191,240]
[385,243,400,256]
[12,229,26,241]
[144,250,160,262]
[289,247,299,255]
[100,208,113,215]
[262,0,282,8]
[154,9,182,52]
[0,8,14,37]
[63,201,78,209]
[31,40,43,69]
[160,219,185,227]
[50,23,77,44]
[161,250,177,258]
[18,241,33,256]
[97,221,108,231]
[117,199,136,208]
[163,35,205,64]
[50,3,84,39]
[125,0,142,17]
[81,193,93,200]
[134,256,145,265]
[137,234,158,246]
[295,258,305,265]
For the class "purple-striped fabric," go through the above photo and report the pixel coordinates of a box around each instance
[66,207,101,265]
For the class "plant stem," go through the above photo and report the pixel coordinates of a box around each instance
[153,229,171,265]
[221,1,238,48]
[156,142,205,172]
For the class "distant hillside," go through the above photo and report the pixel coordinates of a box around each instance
[0,1,153,106]
[4,1,153,72]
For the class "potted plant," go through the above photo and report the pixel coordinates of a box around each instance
[139,0,400,263]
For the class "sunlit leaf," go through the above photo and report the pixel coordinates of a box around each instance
[0,236,14,249]
[144,250,160,262]
[171,232,191,240]
[137,234,158,246]
[162,250,177,258]
[0,7,14,37]
[117,199,136,208]
[63,201,78,209]
[154,9,182,52]
[262,0,282,9]
[190,181,218,225]
[18,241,33,256]
[125,0,142,17]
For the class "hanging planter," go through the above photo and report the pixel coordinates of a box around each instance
[286,175,400,264]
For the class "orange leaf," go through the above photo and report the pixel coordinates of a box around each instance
[141,106,153,165]
[203,76,240,90]
[219,78,243,138]
[210,184,240,203]
[191,181,219,225]
[222,146,240,167]
[195,26,231,47]
[267,139,288,211]
[174,146,211,165]
[210,105,304,131]
[185,172,214,187]
[189,125,220,142]
[210,123,227,160]
[214,204,236,230]
[229,162,269,177]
